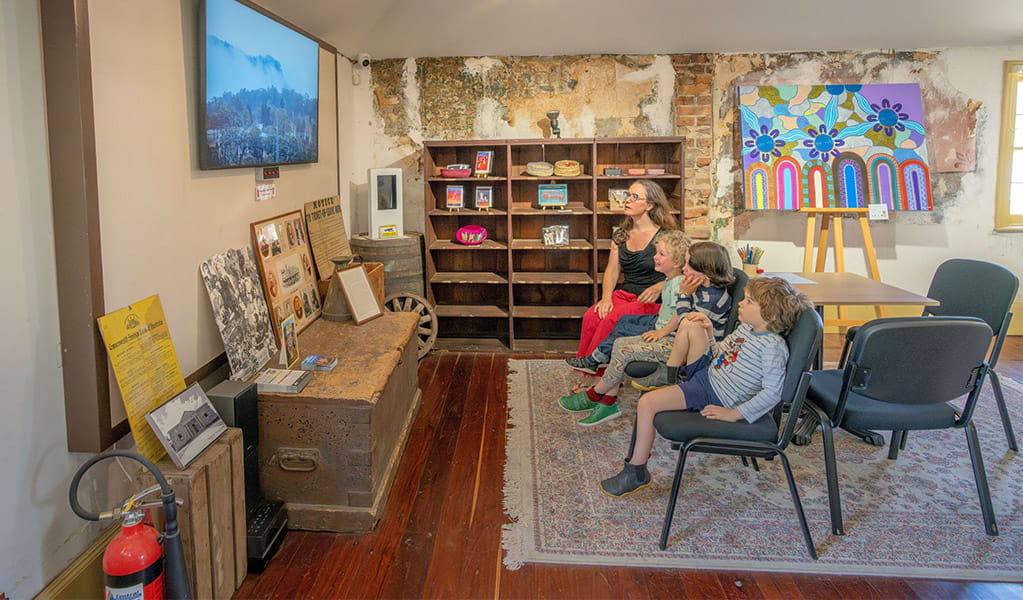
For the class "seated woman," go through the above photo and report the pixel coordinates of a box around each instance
[574,180,680,369]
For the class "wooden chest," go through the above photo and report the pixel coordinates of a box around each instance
[257,312,421,532]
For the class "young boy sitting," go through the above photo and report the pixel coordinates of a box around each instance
[559,242,735,426]
[566,231,693,375]
[599,276,813,497]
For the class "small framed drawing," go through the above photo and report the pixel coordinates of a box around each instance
[337,264,384,325]
[474,150,493,177]
[475,186,493,211]
[542,225,570,247]
[280,314,299,368]
[609,188,628,211]
[145,382,227,470]
[538,183,568,208]
[446,185,464,211]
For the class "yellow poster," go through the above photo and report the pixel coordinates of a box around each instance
[97,295,185,463]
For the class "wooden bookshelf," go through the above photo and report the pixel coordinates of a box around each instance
[423,137,685,351]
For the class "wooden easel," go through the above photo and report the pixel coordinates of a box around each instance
[801,207,886,326]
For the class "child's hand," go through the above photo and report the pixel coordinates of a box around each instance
[678,273,703,295]
[685,311,712,330]
[641,329,666,342]
[700,406,743,422]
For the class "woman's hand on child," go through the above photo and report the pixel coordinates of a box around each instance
[595,298,614,318]
[700,406,743,422]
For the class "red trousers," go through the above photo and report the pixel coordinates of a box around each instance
[576,289,661,357]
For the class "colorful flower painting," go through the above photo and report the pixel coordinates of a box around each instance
[738,84,932,211]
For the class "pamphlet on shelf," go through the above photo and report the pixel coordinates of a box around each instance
[301,355,337,371]
[252,368,313,393]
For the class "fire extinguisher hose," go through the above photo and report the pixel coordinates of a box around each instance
[69,450,193,600]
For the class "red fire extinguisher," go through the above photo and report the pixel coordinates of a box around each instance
[103,500,165,599]
[70,451,193,600]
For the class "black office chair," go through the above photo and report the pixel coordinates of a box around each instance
[624,267,749,381]
[806,316,997,537]
[838,259,1018,451]
[635,307,822,558]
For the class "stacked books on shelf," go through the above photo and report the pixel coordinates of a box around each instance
[301,355,337,371]
[252,368,313,393]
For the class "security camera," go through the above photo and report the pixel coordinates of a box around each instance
[356,53,371,68]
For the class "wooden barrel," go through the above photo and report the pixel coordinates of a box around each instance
[349,232,425,298]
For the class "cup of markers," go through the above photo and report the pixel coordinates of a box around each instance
[738,244,764,277]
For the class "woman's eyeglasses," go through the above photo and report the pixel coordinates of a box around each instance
[623,193,646,202]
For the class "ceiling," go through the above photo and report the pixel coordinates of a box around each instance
[255,0,1023,62]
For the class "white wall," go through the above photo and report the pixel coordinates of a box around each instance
[0,0,114,596]
[729,46,1023,300]
[0,0,339,596]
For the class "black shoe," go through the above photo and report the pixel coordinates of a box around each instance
[600,461,652,497]
[566,355,601,375]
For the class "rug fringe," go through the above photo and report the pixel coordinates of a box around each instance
[502,359,531,570]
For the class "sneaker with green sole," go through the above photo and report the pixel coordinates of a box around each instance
[577,402,621,426]
[558,390,598,412]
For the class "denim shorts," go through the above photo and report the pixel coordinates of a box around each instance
[677,352,723,411]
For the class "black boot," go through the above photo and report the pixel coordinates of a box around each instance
[600,460,651,497]
[666,365,688,384]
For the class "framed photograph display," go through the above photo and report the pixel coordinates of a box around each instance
[446,185,465,210]
[542,224,570,246]
[145,382,227,470]
[538,183,568,208]
[336,264,384,325]
[474,151,493,177]
[280,314,299,368]
[475,186,493,210]
[609,188,628,212]
[251,210,322,342]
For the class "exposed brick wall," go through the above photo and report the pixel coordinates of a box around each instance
[672,54,715,240]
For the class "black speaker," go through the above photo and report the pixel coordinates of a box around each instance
[207,379,287,573]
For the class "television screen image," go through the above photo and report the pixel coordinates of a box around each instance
[200,0,320,169]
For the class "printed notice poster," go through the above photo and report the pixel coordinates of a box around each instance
[97,295,186,463]
[303,195,353,281]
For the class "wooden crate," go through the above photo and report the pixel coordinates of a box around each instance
[148,427,246,599]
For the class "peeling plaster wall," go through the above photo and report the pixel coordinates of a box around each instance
[341,55,677,235]
[709,46,1023,298]
[340,47,1023,304]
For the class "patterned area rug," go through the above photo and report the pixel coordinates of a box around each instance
[502,359,1023,580]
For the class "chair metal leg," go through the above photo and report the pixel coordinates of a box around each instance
[888,430,905,460]
[810,406,845,536]
[659,448,690,550]
[750,457,760,472]
[964,422,999,536]
[988,370,1019,452]
[778,452,818,560]
[900,430,909,451]
[625,415,638,461]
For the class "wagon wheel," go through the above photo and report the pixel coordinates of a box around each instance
[383,292,438,359]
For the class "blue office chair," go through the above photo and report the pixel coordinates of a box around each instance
[807,316,997,537]
[838,259,1018,451]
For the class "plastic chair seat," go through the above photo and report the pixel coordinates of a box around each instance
[655,410,778,445]
[808,370,958,431]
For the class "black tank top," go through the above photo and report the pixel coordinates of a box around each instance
[616,229,665,296]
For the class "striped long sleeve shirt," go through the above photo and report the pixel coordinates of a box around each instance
[706,323,789,423]
[675,285,731,340]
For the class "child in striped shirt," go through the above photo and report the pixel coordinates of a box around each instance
[599,276,813,497]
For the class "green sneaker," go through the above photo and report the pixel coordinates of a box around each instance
[559,390,598,412]
[578,402,621,426]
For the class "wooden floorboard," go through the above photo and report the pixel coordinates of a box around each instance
[235,337,1023,600]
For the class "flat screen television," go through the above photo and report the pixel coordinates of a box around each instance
[199,0,320,170]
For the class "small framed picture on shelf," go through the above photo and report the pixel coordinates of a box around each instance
[609,188,628,211]
[542,225,570,247]
[538,183,568,208]
[474,186,493,210]
[474,151,493,177]
[446,185,464,211]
